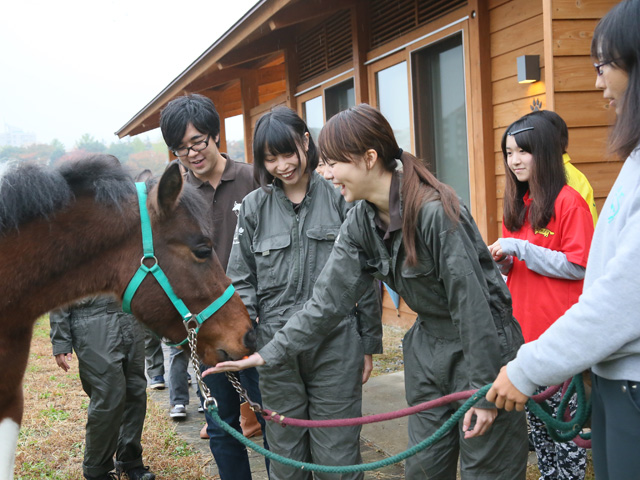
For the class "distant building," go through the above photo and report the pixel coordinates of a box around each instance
[0,124,36,147]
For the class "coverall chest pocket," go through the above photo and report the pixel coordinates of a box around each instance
[306,226,340,281]
[252,233,292,293]
[399,255,443,305]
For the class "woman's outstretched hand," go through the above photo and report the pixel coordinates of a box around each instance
[486,365,529,411]
[462,407,498,439]
[202,352,265,376]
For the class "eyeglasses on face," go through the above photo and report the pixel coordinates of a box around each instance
[172,134,210,157]
[593,59,619,76]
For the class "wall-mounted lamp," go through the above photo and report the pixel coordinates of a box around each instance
[517,55,540,84]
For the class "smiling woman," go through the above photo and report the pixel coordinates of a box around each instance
[224,106,383,479]
[487,1,640,478]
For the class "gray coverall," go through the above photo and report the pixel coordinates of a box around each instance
[50,296,148,478]
[259,173,529,479]
[227,171,383,480]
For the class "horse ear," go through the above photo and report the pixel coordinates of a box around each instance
[156,162,183,215]
[135,169,153,182]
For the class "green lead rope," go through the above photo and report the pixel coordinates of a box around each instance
[207,385,491,474]
[207,376,591,474]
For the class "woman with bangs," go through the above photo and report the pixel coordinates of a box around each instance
[489,113,593,480]
[225,106,382,480]
[210,103,528,479]
[486,0,640,478]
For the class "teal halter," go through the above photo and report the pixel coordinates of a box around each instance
[122,182,235,347]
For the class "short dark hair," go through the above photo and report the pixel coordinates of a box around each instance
[526,110,569,153]
[160,94,221,150]
[252,107,318,189]
[591,0,640,159]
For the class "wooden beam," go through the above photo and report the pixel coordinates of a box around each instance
[184,67,251,94]
[216,28,296,69]
[468,0,497,242]
[267,0,356,30]
[284,41,299,111]
[241,74,260,163]
[351,0,369,104]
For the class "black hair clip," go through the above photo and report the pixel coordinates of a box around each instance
[507,126,534,136]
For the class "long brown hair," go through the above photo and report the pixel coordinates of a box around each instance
[501,114,566,232]
[318,104,460,266]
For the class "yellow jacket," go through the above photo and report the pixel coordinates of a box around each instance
[564,153,598,226]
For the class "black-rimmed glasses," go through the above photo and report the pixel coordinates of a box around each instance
[172,135,210,157]
[594,59,619,76]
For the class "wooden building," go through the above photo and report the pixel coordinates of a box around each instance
[117,0,623,328]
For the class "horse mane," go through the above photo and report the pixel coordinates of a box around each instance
[0,154,134,234]
[0,153,212,238]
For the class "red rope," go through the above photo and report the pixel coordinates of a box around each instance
[261,384,575,430]
[261,382,590,447]
[262,389,478,428]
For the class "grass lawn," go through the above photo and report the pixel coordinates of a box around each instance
[17,317,210,480]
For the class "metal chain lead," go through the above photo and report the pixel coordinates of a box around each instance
[225,371,263,413]
[186,327,262,413]
[187,328,217,409]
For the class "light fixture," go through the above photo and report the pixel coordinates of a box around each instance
[517,55,540,84]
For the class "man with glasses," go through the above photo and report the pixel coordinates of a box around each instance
[160,93,268,480]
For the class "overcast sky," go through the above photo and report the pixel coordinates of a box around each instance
[0,0,258,149]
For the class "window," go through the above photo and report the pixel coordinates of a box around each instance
[302,96,324,142]
[325,79,355,120]
[412,33,469,207]
[224,114,245,162]
[376,61,411,153]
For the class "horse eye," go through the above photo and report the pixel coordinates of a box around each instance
[194,247,212,259]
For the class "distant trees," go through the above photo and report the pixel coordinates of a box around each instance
[75,134,106,153]
[226,140,245,162]
[0,135,247,174]
[0,135,170,175]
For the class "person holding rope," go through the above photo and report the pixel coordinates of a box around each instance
[226,106,382,480]
[486,1,640,478]
[207,103,529,479]
[488,113,594,479]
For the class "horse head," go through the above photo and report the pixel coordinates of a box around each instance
[121,162,255,365]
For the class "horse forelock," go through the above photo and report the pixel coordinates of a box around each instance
[180,182,214,238]
[0,155,136,235]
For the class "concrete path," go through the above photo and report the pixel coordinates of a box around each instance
[147,347,534,478]
[147,346,405,479]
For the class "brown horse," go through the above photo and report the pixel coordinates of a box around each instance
[0,154,255,478]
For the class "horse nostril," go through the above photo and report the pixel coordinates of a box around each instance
[243,329,256,352]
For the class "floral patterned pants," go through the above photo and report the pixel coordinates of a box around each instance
[527,387,587,480]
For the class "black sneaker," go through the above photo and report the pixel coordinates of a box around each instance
[85,472,118,480]
[148,375,165,390]
[122,466,156,480]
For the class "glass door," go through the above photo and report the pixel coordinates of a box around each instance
[412,33,470,207]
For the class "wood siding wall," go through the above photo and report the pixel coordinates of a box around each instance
[550,0,622,214]
[489,0,621,238]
